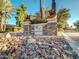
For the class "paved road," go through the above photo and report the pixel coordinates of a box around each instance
[64,32,79,43]
[61,32,79,56]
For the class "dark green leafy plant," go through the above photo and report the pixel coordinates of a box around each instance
[31,20,48,24]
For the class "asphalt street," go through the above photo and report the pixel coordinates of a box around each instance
[64,32,79,43]
[61,32,79,56]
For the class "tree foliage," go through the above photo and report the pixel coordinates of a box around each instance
[57,8,71,31]
[74,20,79,31]
[0,0,13,32]
[16,3,27,27]
[57,8,70,22]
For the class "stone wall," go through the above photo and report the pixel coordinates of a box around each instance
[23,17,57,36]
[29,22,57,36]
[43,23,57,36]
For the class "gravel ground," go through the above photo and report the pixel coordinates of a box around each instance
[0,36,79,59]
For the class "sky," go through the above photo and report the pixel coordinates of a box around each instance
[8,0,79,26]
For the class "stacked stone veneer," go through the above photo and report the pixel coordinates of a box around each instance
[23,17,57,36]
[43,22,57,36]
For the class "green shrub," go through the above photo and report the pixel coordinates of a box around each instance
[31,20,48,24]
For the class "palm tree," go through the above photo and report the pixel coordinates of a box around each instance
[57,8,71,31]
[34,0,56,19]
[16,2,27,27]
[0,0,13,32]
[39,0,43,19]
[57,8,70,22]
[52,0,56,12]
[34,0,46,19]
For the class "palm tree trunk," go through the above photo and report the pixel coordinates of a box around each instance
[2,14,6,32]
[0,16,1,31]
[1,16,5,32]
[3,21,6,32]
[40,0,43,19]
[1,22,4,32]
[52,0,56,12]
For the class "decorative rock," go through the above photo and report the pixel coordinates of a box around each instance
[0,36,78,59]
[37,42,42,45]
[2,45,7,51]
[6,33,11,39]
[34,58,38,59]
[28,36,36,43]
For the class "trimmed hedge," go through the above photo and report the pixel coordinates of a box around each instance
[31,20,48,24]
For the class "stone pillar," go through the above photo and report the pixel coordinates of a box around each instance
[23,20,31,35]
[47,17,57,36]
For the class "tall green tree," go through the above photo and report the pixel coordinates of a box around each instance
[16,3,27,27]
[0,0,13,32]
[57,8,71,31]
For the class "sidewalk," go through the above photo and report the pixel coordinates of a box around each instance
[61,32,79,56]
